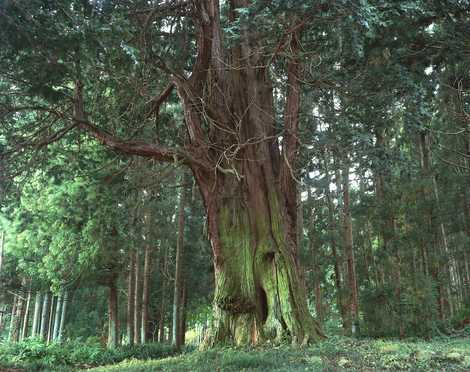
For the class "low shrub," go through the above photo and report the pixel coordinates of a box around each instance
[0,338,178,371]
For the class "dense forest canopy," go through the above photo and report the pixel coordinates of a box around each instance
[0,0,469,355]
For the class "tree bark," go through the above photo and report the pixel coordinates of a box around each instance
[419,131,446,320]
[108,279,119,348]
[172,177,187,350]
[47,296,55,343]
[134,249,142,344]
[180,280,187,346]
[8,295,19,342]
[322,151,347,330]
[158,245,168,343]
[341,163,359,336]
[0,231,4,273]
[58,290,68,342]
[141,243,152,343]
[127,250,135,345]
[20,288,31,340]
[306,189,323,324]
[39,292,50,340]
[31,292,42,337]
[52,292,63,341]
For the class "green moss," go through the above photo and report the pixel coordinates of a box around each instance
[208,192,323,346]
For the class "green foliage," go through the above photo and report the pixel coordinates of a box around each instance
[361,275,441,338]
[0,338,178,371]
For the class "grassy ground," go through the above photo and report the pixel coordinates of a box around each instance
[91,336,470,371]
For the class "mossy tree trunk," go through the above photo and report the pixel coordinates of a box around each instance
[197,171,324,346]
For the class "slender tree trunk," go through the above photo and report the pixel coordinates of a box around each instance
[127,250,135,345]
[180,281,187,346]
[167,316,173,343]
[158,246,168,343]
[47,296,55,343]
[342,163,359,336]
[21,288,31,340]
[13,293,24,342]
[134,249,142,344]
[39,292,50,340]
[141,244,152,344]
[8,295,18,342]
[108,279,119,348]
[0,231,4,273]
[0,304,7,334]
[31,292,42,337]
[462,191,470,298]
[58,290,68,342]
[173,178,187,350]
[322,151,347,330]
[419,131,446,320]
[432,167,455,317]
[307,190,323,324]
[52,292,63,341]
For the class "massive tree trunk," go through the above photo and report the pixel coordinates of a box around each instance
[74,0,325,346]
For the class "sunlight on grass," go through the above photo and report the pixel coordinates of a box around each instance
[88,336,470,372]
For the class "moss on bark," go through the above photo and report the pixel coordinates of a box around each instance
[203,191,325,347]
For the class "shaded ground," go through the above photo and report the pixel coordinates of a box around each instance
[91,336,470,371]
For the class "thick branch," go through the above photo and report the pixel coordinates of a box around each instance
[76,119,182,162]
[146,83,175,118]
[73,81,184,164]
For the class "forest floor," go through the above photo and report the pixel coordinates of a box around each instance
[90,336,470,372]
[1,335,469,371]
